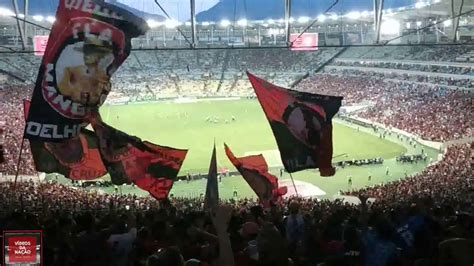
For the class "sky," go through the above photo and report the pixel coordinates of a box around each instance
[117,0,219,21]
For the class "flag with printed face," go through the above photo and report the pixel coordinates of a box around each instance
[25,0,148,141]
[247,72,342,176]
[225,144,286,203]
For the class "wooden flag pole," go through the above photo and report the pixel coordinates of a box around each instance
[289,172,298,197]
[13,136,26,190]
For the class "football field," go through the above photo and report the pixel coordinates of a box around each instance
[49,99,439,199]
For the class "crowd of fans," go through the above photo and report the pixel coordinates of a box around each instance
[335,158,384,168]
[0,143,472,266]
[396,154,427,164]
[332,60,474,76]
[339,45,473,62]
[297,74,473,141]
[0,45,473,265]
[323,68,473,89]
[0,85,36,175]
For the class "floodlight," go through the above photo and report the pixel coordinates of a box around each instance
[0,7,15,17]
[147,19,159,28]
[380,19,400,35]
[237,19,247,27]
[32,15,44,22]
[346,11,361,20]
[416,21,422,27]
[443,20,452,27]
[415,1,426,9]
[46,16,55,23]
[297,16,310,23]
[220,19,231,27]
[165,19,179,29]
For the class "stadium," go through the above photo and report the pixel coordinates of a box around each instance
[0,0,473,265]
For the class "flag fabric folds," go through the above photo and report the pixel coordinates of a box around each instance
[24,0,148,141]
[225,144,287,204]
[22,0,189,200]
[91,115,188,200]
[246,72,343,176]
[204,143,219,210]
[24,100,107,180]
[25,100,187,200]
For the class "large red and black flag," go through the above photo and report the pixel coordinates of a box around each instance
[24,0,148,141]
[24,100,107,180]
[90,114,188,200]
[247,72,342,176]
[225,144,287,204]
[204,143,219,210]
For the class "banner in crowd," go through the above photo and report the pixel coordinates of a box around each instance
[33,35,49,56]
[247,72,342,176]
[290,33,319,51]
[25,0,148,141]
[225,144,287,204]
[90,114,188,200]
[25,100,187,200]
[204,143,219,209]
[24,100,107,180]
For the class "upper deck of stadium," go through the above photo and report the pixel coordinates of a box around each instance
[0,0,472,49]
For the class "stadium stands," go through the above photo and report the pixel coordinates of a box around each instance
[0,85,35,176]
[339,45,474,62]
[297,74,473,141]
[0,143,471,265]
[0,45,472,175]
[0,40,473,266]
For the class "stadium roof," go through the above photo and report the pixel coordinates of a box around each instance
[0,0,472,28]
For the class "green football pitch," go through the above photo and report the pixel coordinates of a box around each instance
[48,99,439,199]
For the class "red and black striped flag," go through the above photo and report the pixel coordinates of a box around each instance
[225,144,286,204]
[90,114,188,200]
[247,72,342,176]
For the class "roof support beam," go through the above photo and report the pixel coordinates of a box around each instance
[190,0,196,48]
[374,0,385,44]
[11,0,26,49]
[285,0,292,46]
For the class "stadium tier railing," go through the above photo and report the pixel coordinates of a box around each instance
[324,65,473,81]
